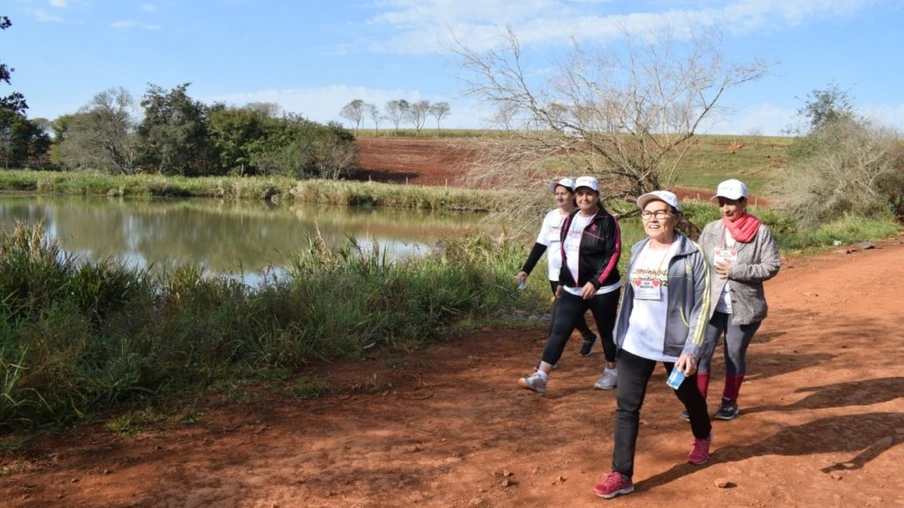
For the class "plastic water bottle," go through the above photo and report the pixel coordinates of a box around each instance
[518,278,527,290]
[666,368,686,389]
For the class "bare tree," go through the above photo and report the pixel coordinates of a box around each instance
[59,87,139,174]
[339,99,366,135]
[429,102,451,131]
[364,103,381,134]
[453,25,771,211]
[384,99,410,133]
[407,100,431,136]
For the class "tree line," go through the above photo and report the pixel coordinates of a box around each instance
[339,99,450,135]
[49,84,356,178]
[0,16,356,178]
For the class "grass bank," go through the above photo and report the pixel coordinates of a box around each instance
[0,170,508,211]
[0,224,544,428]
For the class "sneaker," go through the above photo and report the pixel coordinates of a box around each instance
[518,372,547,395]
[714,400,739,420]
[687,433,712,465]
[579,334,597,357]
[594,367,618,390]
[679,404,708,421]
[593,471,634,499]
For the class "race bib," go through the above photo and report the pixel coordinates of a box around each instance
[633,277,662,300]
[714,248,738,263]
[564,230,581,253]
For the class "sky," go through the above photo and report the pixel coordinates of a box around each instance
[3,0,903,135]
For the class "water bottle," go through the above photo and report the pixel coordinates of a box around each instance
[666,368,686,389]
[518,278,527,290]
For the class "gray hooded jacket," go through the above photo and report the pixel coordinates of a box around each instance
[614,234,712,359]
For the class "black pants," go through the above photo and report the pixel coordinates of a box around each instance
[547,280,595,339]
[542,288,619,365]
[612,350,711,478]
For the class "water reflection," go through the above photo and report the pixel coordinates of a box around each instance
[0,195,483,277]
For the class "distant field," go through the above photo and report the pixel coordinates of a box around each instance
[354,132,794,197]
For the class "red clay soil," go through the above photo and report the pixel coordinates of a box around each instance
[2,240,903,507]
[353,137,771,204]
[353,137,477,187]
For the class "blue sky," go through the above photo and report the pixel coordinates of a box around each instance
[3,0,902,135]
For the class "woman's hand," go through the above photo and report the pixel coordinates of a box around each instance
[515,271,528,282]
[581,282,596,300]
[714,259,731,279]
[676,353,698,376]
[555,284,564,298]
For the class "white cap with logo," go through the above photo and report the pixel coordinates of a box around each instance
[636,190,681,211]
[573,176,599,192]
[548,178,576,192]
[714,179,748,200]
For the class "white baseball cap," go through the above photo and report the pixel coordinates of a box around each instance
[548,178,576,192]
[714,179,748,200]
[573,176,599,192]
[636,190,681,211]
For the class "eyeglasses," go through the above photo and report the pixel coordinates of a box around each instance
[640,210,671,220]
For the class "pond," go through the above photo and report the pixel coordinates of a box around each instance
[0,194,485,283]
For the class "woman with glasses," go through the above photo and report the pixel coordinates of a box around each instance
[516,178,600,358]
[689,179,781,421]
[593,190,712,500]
[518,176,622,395]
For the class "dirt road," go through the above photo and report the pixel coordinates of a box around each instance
[1,236,902,507]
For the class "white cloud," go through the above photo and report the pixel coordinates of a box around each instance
[28,8,64,22]
[49,0,69,8]
[708,102,797,136]
[110,20,159,30]
[142,4,158,13]
[863,103,904,132]
[357,0,876,54]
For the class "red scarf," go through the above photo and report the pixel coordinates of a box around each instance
[723,212,761,243]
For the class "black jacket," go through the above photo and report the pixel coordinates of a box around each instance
[558,208,622,289]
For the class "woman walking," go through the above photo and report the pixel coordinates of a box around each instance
[518,176,622,395]
[516,178,599,356]
[693,179,781,420]
[593,191,712,499]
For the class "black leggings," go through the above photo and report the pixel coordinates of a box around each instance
[548,280,594,339]
[612,350,711,478]
[542,288,620,365]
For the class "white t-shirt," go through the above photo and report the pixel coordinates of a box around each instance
[536,208,569,281]
[714,229,737,314]
[622,241,681,362]
[562,212,621,297]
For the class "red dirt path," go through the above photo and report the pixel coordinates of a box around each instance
[1,138,901,506]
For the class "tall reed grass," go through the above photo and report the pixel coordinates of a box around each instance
[0,223,541,427]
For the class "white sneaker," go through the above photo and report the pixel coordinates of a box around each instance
[518,372,547,395]
[594,367,618,390]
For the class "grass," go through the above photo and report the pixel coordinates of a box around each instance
[0,223,548,429]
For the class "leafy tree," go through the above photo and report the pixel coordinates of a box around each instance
[207,103,270,175]
[0,109,50,168]
[780,86,903,227]
[0,16,27,115]
[792,83,856,135]
[339,99,366,135]
[248,115,356,180]
[428,102,451,131]
[137,83,212,176]
[58,87,139,174]
[407,100,431,136]
[385,99,410,133]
